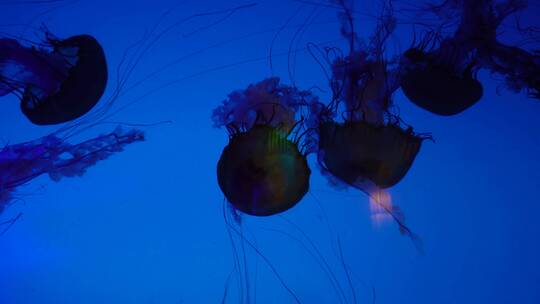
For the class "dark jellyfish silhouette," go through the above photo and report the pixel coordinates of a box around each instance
[319,3,427,190]
[306,1,429,245]
[0,126,144,235]
[400,0,539,115]
[399,45,483,116]
[213,78,316,216]
[217,124,310,216]
[0,32,107,125]
[318,120,423,189]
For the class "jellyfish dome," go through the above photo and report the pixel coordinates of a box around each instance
[213,78,314,216]
[399,44,484,116]
[318,120,424,189]
[0,33,107,125]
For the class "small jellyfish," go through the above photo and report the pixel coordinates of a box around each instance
[0,31,107,125]
[213,78,315,216]
[400,0,537,115]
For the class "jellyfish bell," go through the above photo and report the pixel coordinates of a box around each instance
[21,34,108,125]
[318,120,425,189]
[0,32,107,125]
[395,1,490,116]
[399,41,484,116]
[217,124,310,216]
[213,78,316,216]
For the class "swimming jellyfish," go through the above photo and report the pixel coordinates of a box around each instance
[310,1,430,243]
[0,31,107,125]
[399,0,538,115]
[212,77,317,216]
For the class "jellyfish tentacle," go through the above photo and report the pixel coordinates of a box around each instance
[222,202,302,304]
[0,126,144,217]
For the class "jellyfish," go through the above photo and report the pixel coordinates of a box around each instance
[399,0,538,115]
[399,42,484,116]
[0,31,107,125]
[0,126,144,235]
[214,80,366,303]
[306,0,430,245]
[213,77,317,216]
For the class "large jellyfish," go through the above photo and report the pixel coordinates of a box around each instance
[0,31,107,124]
[213,77,317,216]
[399,0,539,115]
[308,0,430,244]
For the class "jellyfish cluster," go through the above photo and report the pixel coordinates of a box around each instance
[0,0,537,303]
[212,0,538,245]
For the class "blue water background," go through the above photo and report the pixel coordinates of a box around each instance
[0,1,539,303]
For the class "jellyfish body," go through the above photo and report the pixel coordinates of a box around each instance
[400,0,538,115]
[314,113,426,244]
[0,33,107,125]
[318,121,423,189]
[213,78,316,216]
[0,126,144,213]
[316,5,424,190]
[217,125,310,216]
[399,45,484,116]
[302,1,427,245]
[398,0,492,115]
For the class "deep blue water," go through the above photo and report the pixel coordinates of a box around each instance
[1,1,539,303]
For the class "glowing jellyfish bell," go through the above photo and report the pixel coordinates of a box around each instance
[0,31,107,125]
[213,78,315,216]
